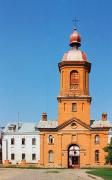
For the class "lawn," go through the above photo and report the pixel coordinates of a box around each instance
[86,168,112,180]
[45,170,60,173]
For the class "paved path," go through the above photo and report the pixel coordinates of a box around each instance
[0,168,103,180]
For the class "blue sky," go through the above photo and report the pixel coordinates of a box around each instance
[0,0,112,126]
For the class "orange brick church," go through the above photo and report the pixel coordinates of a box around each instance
[38,28,110,168]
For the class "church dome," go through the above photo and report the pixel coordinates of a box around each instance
[62,49,87,61]
[62,29,88,62]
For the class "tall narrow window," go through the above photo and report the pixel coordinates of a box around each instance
[22,138,25,145]
[70,70,79,90]
[11,153,15,160]
[11,138,15,145]
[48,135,54,144]
[48,150,54,163]
[95,135,100,144]
[32,154,36,160]
[22,153,25,160]
[32,138,36,145]
[82,103,84,112]
[72,103,77,112]
[95,150,99,162]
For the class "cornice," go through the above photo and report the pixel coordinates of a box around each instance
[57,95,92,103]
[90,127,110,131]
[58,61,91,73]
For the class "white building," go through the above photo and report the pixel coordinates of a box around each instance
[2,122,40,164]
[108,126,112,144]
[91,116,112,144]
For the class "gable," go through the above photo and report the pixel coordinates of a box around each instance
[57,118,90,131]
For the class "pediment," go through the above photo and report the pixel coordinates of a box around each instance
[57,118,90,131]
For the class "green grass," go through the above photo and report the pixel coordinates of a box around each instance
[45,170,60,173]
[86,168,112,180]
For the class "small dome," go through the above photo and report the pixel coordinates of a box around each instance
[62,49,87,61]
[70,30,81,47]
[61,29,88,62]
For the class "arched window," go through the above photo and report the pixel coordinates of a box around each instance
[95,150,99,162]
[72,103,77,112]
[48,135,54,144]
[95,135,100,144]
[48,150,54,163]
[70,70,79,90]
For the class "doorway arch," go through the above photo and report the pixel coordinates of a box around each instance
[68,144,80,168]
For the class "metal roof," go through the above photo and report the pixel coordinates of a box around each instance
[3,122,39,134]
[91,120,111,128]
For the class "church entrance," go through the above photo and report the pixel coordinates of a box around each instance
[68,144,80,168]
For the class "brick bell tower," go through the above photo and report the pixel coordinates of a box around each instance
[57,28,91,126]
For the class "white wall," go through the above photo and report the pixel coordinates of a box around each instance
[108,128,112,144]
[108,134,112,144]
[2,134,40,164]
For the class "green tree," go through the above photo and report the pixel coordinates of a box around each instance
[103,137,112,165]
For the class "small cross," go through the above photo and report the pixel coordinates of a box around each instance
[72,18,79,30]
